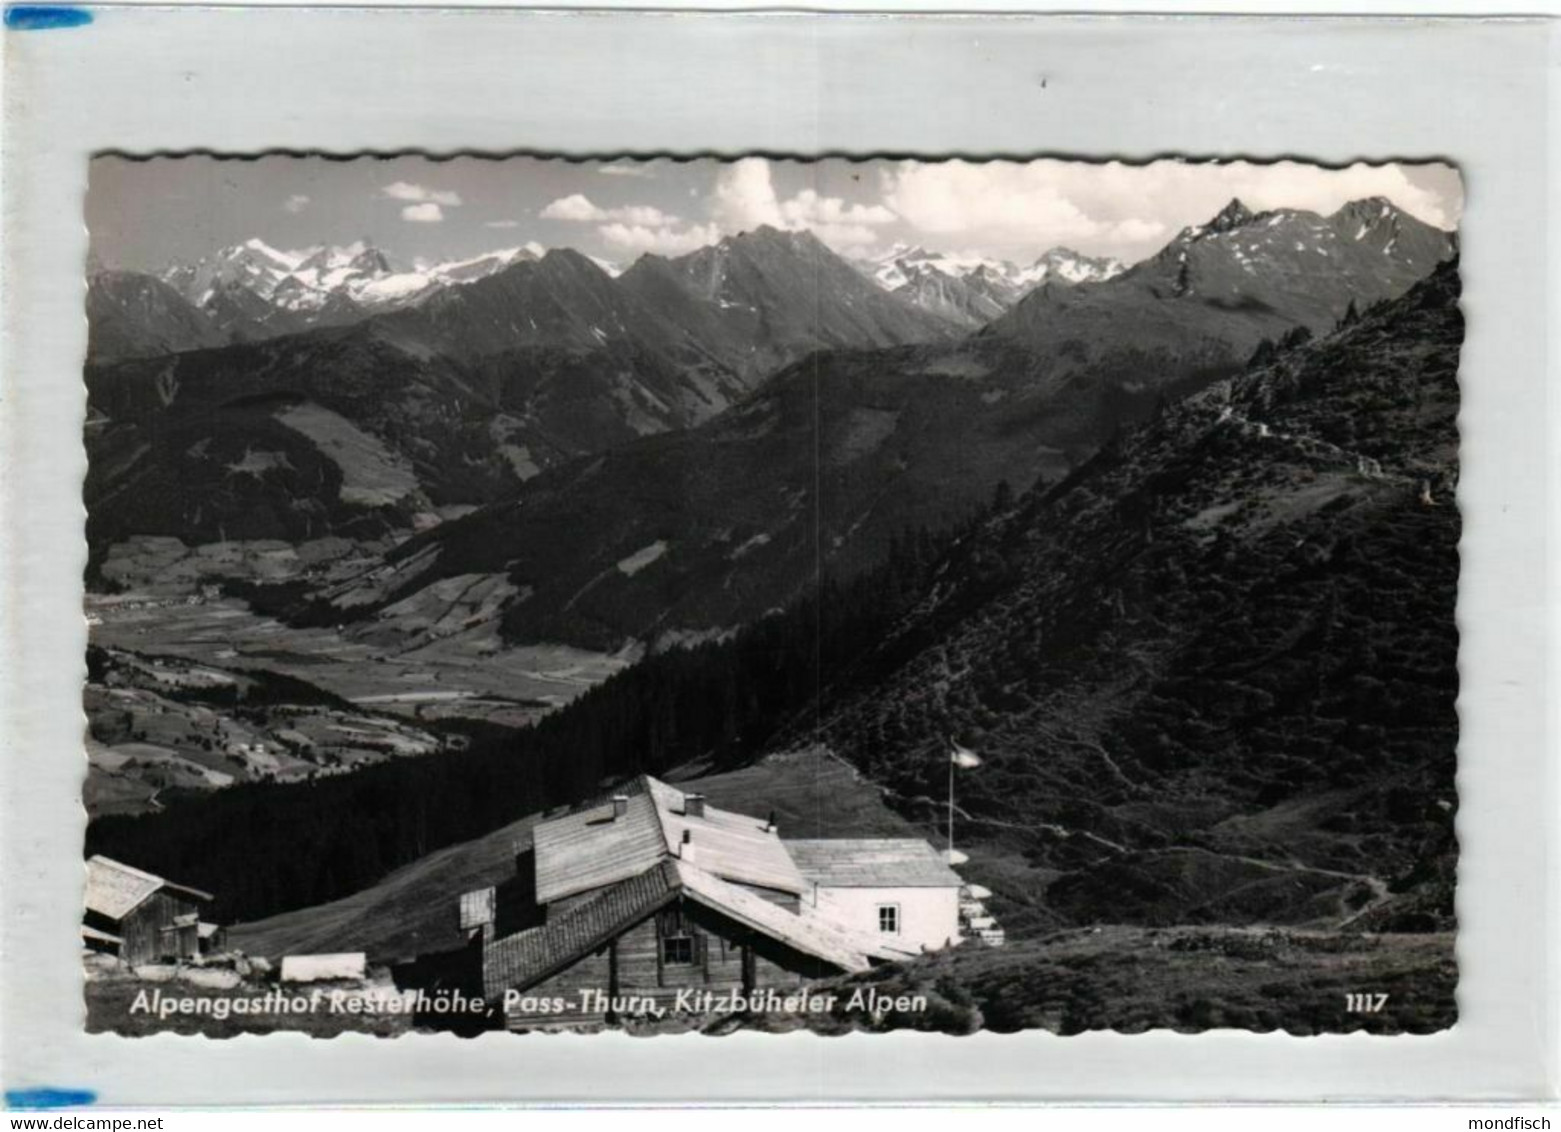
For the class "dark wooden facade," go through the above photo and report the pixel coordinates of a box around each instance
[504,897,837,1030]
[85,889,207,966]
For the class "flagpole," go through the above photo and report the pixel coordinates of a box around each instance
[948,746,955,861]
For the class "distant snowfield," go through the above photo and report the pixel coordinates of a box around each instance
[275,401,420,507]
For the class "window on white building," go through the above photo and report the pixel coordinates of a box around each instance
[877,904,900,934]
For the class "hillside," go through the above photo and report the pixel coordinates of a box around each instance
[738,926,1454,1036]
[87,270,226,363]
[810,261,1462,938]
[885,263,1015,329]
[84,325,509,563]
[284,334,1104,651]
[83,644,445,816]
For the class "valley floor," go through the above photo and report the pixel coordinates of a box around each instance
[84,589,635,814]
[90,591,632,725]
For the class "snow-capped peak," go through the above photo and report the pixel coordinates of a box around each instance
[859,244,1014,292]
[163,238,554,319]
[859,242,1125,296]
[1021,246,1127,287]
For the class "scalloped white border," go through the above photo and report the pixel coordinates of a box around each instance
[1,4,1556,1106]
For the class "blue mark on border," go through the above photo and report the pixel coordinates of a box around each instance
[4,6,94,30]
[5,1088,98,1110]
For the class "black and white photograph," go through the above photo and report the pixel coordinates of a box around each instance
[77,153,1464,1038]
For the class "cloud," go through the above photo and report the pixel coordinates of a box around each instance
[541,157,1462,269]
[382,181,463,207]
[1103,217,1168,244]
[400,202,445,223]
[485,220,520,229]
[1218,162,1456,228]
[878,159,1460,262]
[540,194,675,227]
[598,221,721,258]
[707,158,897,253]
[540,194,604,222]
[808,223,882,249]
[881,162,1101,242]
[710,157,785,231]
[778,188,897,229]
[282,194,311,214]
[600,163,654,178]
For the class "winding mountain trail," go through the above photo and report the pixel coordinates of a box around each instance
[1213,399,1415,488]
[1170,845,1394,925]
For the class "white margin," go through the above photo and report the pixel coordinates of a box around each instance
[1,3,1557,1106]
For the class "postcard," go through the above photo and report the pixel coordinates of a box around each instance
[79,153,1462,1038]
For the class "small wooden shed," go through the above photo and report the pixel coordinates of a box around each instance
[83,855,216,966]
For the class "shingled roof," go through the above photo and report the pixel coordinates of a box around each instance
[84,855,212,921]
[785,839,965,888]
[532,775,805,904]
[483,858,910,998]
[675,862,917,968]
[484,860,682,994]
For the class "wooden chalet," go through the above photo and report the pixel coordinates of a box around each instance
[468,775,941,1029]
[83,855,218,966]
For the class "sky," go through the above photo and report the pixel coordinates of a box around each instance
[87,155,1463,273]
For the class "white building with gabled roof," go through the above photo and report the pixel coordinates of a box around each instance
[787,838,965,951]
[467,774,966,1029]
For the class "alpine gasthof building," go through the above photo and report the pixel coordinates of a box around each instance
[464,775,966,1029]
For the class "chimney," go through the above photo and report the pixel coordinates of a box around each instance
[764,809,777,834]
[611,795,629,820]
[681,829,696,864]
[683,794,706,819]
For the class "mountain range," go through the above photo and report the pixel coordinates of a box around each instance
[232,197,1456,653]
[83,227,956,570]
[96,227,982,364]
[90,239,579,362]
[92,230,1121,365]
[984,197,1454,382]
[161,238,546,341]
[860,244,1126,328]
[86,197,1455,628]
